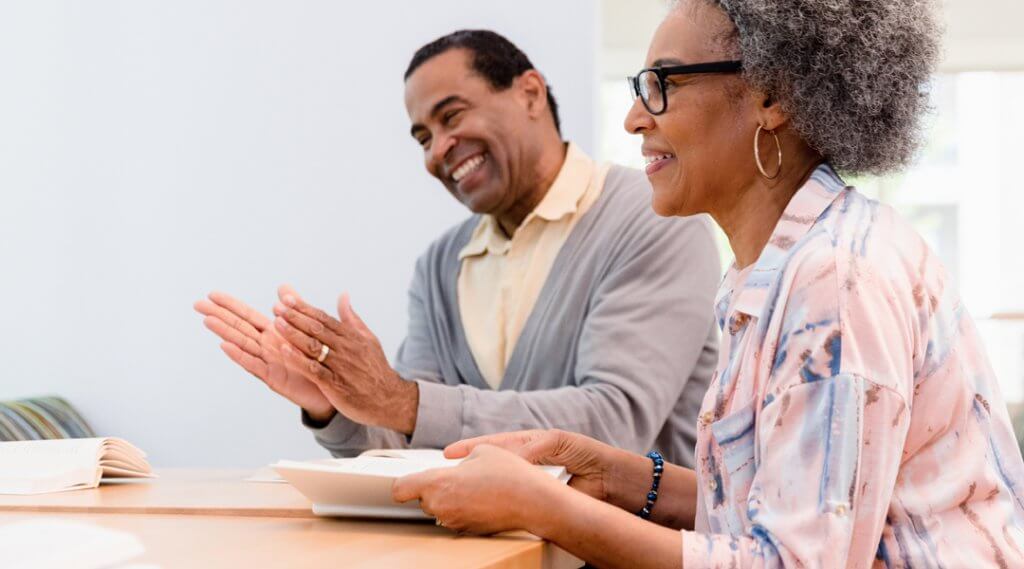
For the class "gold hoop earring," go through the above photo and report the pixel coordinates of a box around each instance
[754,125,782,180]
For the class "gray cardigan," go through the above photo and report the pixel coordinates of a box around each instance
[307,165,720,466]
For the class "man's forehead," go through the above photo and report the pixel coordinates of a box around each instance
[405,55,488,115]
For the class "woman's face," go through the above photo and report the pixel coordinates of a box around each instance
[624,1,758,218]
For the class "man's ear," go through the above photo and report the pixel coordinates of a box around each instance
[515,69,550,121]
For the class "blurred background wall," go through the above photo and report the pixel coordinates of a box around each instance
[0,0,597,466]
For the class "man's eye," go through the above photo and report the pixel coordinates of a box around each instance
[417,137,431,148]
[442,109,463,125]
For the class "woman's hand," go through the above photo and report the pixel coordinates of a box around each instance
[445,430,693,525]
[194,291,336,421]
[444,429,621,503]
[391,444,567,535]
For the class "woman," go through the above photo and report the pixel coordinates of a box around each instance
[390,0,1024,567]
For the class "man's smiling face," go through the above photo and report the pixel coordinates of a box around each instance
[405,49,532,216]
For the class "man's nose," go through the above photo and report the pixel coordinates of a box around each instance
[431,133,457,171]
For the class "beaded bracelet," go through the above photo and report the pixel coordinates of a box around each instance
[637,450,664,519]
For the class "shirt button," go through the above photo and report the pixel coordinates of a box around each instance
[708,479,719,492]
[700,412,714,425]
[835,504,848,516]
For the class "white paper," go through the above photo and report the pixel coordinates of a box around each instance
[0,518,145,569]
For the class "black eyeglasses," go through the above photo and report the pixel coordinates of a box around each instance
[627,61,743,115]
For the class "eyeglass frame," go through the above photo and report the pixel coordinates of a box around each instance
[626,60,743,115]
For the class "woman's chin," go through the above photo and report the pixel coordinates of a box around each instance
[650,198,676,217]
[650,185,685,217]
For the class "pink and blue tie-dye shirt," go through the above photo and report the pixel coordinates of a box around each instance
[683,164,1024,568]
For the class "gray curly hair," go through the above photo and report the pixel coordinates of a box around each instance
[695,0,941,175]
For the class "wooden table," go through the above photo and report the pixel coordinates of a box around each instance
[0,469,314,518]
[0,469,313,518]
[0,469,581,569]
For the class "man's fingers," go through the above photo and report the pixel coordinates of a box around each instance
[207,292,271,332]
[221,342,269,381]
[203,316,263,358]
[279,341,333,385]
[444,431,541,459]
[195,299,261,341]
[278,307,341,351]
[278,285,346,336]
[336,293,368,331]
[274,314,326,360]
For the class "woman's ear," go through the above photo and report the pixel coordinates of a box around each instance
[756,92,788,131]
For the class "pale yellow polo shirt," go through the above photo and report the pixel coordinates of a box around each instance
[457,143,609,389]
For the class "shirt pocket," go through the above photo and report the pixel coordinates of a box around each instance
[711,399,757,476]
[709,399,758,533]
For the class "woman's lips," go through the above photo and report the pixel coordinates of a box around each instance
[645,156,676,176]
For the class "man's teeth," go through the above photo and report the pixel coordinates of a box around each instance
[644,154,674,166]
[452,154,486,182]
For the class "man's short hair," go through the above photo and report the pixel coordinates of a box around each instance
[405,29,562,135]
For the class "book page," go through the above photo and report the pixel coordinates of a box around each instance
[359,449,455,461]
[0,439,105,495]
[99,439,154,479]
[0,438,153,494]
[275,455,459,479]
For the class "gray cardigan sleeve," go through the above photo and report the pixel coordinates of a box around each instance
[408,216,721,453]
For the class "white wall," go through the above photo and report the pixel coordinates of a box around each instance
[0,1,598,467]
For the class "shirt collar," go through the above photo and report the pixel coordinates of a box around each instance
[458,142,594,260]
[718,163,848,323]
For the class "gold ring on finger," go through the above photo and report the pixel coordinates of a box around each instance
[317,344,330,363]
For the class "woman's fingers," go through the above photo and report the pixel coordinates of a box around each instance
[444,431,545,459]
[392,468,443,503]
[517,435,566,465]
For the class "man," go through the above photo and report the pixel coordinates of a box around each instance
[195,30,719,466]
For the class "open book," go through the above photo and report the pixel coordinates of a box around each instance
[273,449,571,519]
[0,437,154,495]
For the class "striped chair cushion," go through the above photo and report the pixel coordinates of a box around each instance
[0,396,96,441]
